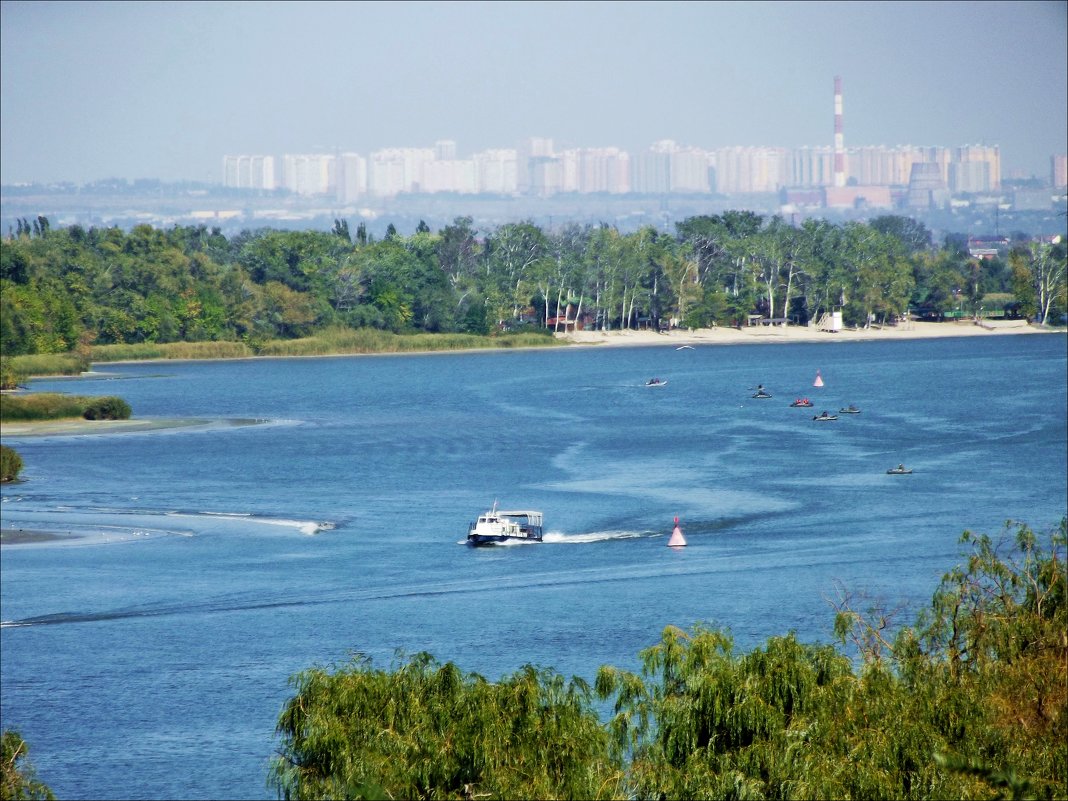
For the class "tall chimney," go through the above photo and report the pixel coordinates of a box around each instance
[833,76,845,188]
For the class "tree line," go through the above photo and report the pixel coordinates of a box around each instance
[1,213,1065,360]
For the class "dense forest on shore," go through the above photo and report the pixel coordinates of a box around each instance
[2,213,1065,372]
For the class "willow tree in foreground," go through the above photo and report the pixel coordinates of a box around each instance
[269,654,622,800]
[270,520,1065,800]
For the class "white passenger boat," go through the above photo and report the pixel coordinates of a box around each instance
[467,502,544,546]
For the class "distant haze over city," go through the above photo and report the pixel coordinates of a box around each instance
[1,1,1065,188]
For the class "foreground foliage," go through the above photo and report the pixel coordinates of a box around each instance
[270,520,1066,800]
[0,731,54,801]
[270,655,620,800]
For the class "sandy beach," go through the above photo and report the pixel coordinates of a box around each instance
[552,318,1060,348]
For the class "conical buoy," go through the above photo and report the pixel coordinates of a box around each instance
[667,516,687,547]
[813,370,824,387]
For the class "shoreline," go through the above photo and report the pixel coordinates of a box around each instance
[1,320,1060,441]
[16,319,1064,373]
[552,318,1060,348]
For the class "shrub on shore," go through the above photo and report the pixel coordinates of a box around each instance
[82,396,131,420]
[0,445,23,482]
[0,393,132,422]
[1,356,26,390]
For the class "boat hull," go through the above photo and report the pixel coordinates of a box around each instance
[467,531,543,546]
[466,506,544,546]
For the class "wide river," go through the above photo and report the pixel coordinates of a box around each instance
[2,334,1066,800]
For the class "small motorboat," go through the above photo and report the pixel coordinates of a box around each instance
[790,398,813,407]
[812,411,838,421]
[887,464,913,475]
[752,385,772,399]
[839,405,861,414]
[645,378,668,387]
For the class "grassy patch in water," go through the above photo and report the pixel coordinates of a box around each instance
[0,392,131,422]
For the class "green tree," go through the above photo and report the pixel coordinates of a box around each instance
[270,653,622,801]
[1,730,54,800]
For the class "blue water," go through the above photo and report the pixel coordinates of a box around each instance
[2,335,1066,800]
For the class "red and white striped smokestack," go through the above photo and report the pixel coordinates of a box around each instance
[833,75,845,188]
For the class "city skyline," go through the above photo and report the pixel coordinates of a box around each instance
[2,1,1066,186]
[221,138,1020,203]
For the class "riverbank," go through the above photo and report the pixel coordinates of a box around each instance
[553,318,1060,348]
[1,319,1060,442]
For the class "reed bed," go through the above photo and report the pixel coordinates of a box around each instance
[91,341,254,362]
[0,392,131,421]
[255,327,559,357]
[1,392,92,421]
[6,328,560,379]
[8,352,88,378]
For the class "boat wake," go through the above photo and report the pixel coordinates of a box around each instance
[542,529,649,543]
[456,529,653,546]
[1,507,336,544]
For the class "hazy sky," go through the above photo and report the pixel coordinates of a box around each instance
[2,0,1065,185]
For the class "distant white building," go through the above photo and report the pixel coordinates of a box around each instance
[336,152,367,203]
[281,154,334,196]
[473,149,518,194]
[222,155,276,190]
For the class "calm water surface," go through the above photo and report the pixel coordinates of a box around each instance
[2,335,1066,800]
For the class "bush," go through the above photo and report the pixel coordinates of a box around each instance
[0,357,26,390]
[82,396,131,420]
[0,445,23,482]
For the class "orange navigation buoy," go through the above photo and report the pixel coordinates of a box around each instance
[667,516,687,547]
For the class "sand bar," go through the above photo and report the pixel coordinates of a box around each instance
[0,417,266,438]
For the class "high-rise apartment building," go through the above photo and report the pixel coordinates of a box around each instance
[222,155,276,190]
[473,149,518,194]
[631,149,671,194]
[714,147,788,193]
[1052,154,1067,189]
[281,154,334,196]
[368,148,435,196]
[336,153,367,204]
